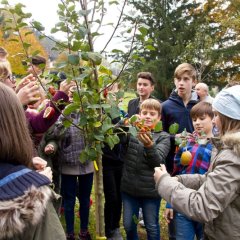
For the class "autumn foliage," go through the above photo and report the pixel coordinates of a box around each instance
[0,28,48,75]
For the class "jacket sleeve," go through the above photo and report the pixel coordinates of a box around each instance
[144,132,170,169]
[26,91,69,134]
[177,173,206,190]
[156,155,240,223]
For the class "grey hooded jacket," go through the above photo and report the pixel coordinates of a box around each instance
[156,131,240,240]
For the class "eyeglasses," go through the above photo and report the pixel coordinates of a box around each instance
[4,75,16,83]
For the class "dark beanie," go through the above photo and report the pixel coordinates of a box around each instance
[0,164,50,201]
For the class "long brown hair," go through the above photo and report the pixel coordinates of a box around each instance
[0,82,33,167]
[217,112,240,136]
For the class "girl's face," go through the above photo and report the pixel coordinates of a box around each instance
[139,108,160,127]
[212,110,221,133]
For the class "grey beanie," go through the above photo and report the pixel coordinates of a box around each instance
[212,85,240,120]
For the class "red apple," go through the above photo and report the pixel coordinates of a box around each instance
[43,106,55,119]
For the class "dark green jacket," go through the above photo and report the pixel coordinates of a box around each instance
[121,131,170,198]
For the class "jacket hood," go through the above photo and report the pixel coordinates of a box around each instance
[222,131,240,157]
[212,131,240,157]
[0,185,52,240]
[169,89,198,105]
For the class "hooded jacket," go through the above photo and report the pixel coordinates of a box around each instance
[0,164,65,240]
[156,131,240,240]
[121,131,170,198]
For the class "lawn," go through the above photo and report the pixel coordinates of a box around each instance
[60,196,168,240]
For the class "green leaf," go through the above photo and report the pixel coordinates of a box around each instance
[79,115,87,126]
[169,123,179,134]
[138,26,148,36]
[31,50,41,56]
[146,45,155,51]
[68,54,80,65]
[94,134,105,141]
[80,150,88,163]
[129,115,138,124]
[24,31,33,36]
[154,121,163,132]
[32,20,45,31]
[88,52,102,65]
[23,42,31,50]
[105,135,119,149]
[110,106,121,119]
[128,126,138,137]
[102,123,113,133]
[62,119,73,128]
[88,104,102,109]
[63,103,79,115]
[99,65,112,75]
[93,121,102,127]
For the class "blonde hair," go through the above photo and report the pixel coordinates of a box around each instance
[140,98,161,116]
[174,63,197,81]
[0,60,12,81]
[0,82,33,167]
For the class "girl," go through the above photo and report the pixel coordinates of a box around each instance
[0,82,65,240]
[154,85,240,240]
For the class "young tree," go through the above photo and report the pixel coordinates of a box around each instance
[0,0,134,238]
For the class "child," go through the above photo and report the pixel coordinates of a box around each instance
[165,101,214,240]
[0,82,65,240]
[121,98,170,240]
[42,88,94,240]
[161,63,198,239]
[154,85,240,240]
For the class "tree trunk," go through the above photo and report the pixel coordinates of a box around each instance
[94,154,106,239]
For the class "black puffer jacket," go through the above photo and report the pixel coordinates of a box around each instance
[121,131,170,198]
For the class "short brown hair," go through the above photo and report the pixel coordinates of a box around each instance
[31,55,46,65]
[174,63,197,81]
[0,82,33,167]
[137,72,155,85]
[190,102,214,119]
[140,98,161,116]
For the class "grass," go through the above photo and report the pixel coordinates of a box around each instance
[60,195,168,240]
[60,92,168,239]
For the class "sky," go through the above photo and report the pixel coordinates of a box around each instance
[8,0,128,52]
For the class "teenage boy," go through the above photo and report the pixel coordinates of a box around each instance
[161,63,199,240]
[128,72,156,117]
[121,99,170,240]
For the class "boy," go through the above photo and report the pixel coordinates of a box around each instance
[165,101,214,240]
[128,72,157,117]
[121,99,170,240]
[161,63,198,240]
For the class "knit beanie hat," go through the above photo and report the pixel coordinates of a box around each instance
[212,85,240,120]
[0,164,50,201]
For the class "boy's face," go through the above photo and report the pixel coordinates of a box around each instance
[192,114,213,136]
[137,78,154,99]
[174,72,195,98]
[139,108,161,127]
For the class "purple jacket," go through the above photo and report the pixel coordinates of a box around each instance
[25,91,69,148]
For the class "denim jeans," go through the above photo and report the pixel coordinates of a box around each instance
[61,173,93,234]
[175,212,203,240]
[122,192,161,240]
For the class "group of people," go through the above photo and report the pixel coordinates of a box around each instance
[0,45,239,240]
